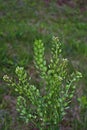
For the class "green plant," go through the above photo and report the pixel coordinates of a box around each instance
[3,36,82,130]
[78,96,87,109]
[77,96,87,129]
[72,96,87,130]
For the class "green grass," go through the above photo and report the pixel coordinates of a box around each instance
[0,0,87,129]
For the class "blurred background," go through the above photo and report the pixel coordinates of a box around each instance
[0,0,87,130]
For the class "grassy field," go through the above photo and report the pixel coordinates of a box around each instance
[0,0,87,129]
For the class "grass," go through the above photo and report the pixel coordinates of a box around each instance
[0,0,87,129]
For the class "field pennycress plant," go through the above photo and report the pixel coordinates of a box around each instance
[3,36,82,130]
